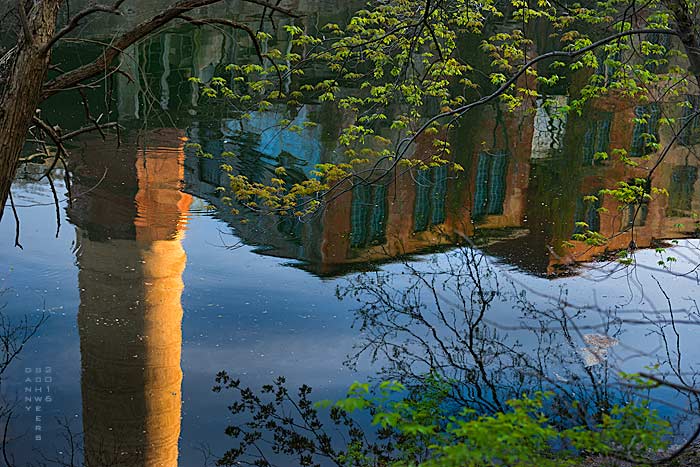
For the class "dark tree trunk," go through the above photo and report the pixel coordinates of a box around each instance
[0,0,227,222]
[0,0,62,222]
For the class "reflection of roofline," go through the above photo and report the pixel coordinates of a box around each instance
[286,244,461,279]
[183,180,464,278]
[476,229,554,277]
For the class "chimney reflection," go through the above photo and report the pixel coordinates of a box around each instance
[71,130,190,466]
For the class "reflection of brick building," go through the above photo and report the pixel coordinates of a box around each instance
[554,96,700,270]
[183,103,537,276]
[184,123,464,276]
[314,134,461,274]
[181,89,699,277]
[69,129,188,466]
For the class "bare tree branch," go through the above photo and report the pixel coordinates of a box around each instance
[7,191,21,250]
[59,121,119,141]
[41,0,300,99]
[240,0,300,17]
[31,116,69,180]
[41,0,128,54]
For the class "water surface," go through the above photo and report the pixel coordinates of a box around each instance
[2,11,700,466]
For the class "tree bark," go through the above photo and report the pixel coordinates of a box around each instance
[0,0,62,222]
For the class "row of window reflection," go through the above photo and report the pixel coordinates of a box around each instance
[197,151,697,249]
[350,164,698,250]
[583,96,700,168]
[194,96,700,249]
[349,152,509,248]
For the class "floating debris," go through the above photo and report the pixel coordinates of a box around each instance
[580,334,619,367]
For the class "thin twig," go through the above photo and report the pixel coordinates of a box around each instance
[8,192,21,250]
[41,0,127,54]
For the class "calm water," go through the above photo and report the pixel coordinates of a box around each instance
[2,11,700,466]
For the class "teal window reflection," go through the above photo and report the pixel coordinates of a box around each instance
[583,114,612,166]
[414,165,448,232]
[667,165,698,217]
[473,151,508,219]
[679,95,700,147]
[199,157,221,186]
[596,49,622,84]
[574,195,602,234]
[350,184,388,248]
[630,104,660,157]
[624,203,649,229]
[644,32,671,73]
[414,169,431,232]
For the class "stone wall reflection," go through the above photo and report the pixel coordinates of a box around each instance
[70,129,190,467]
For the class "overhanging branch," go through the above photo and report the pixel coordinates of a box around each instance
[41,0,128,54]
[179,15,285,89]
[179,15,264,64]
[396,28,682,157]
[40,0,299,100]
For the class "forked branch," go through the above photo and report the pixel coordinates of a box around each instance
[41,0,300,99]
[41,0,128,54]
